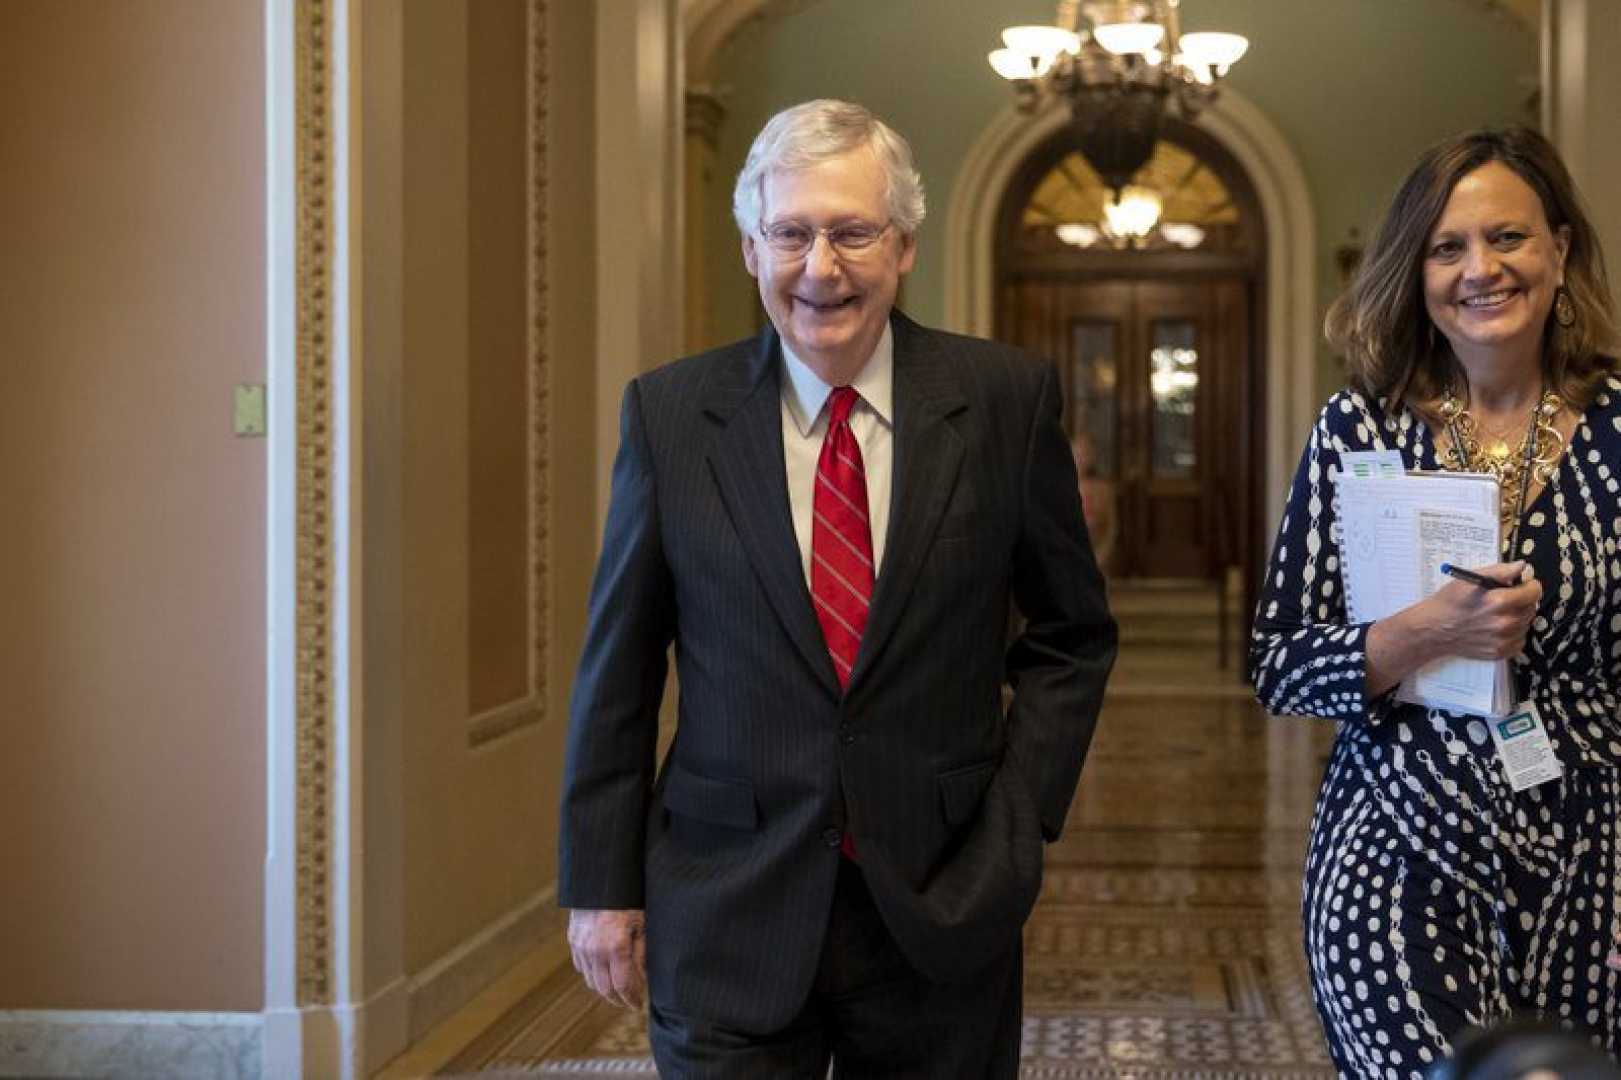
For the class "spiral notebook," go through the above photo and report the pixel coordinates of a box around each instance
[1334,455,1513,716]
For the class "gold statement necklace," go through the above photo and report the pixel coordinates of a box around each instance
[1437,386,1565,535]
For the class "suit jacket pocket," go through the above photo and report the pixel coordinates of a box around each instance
[937,758,997,827]
[662,760,759,830]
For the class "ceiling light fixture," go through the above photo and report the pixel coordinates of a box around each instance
[1158,221,1207,248]
[989,1,1249,192]
[1101,184,1163,246]
[1055,222,1104,248]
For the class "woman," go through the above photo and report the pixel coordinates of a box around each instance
[1250,126,1621,1077]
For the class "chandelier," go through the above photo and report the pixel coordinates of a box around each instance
[988,0,1248,193]
[1054,185,1165,249]
[1056,191,1208,251]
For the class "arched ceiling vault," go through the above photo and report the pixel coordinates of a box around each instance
[684,0,822,86]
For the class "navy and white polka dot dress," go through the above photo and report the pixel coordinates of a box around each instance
[1250,380,1621,1078]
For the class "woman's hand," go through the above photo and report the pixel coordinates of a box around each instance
[1421,562,1543,660]
[1365,562,1541,697]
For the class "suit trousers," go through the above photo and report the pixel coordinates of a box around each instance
[648,858,1023,1079]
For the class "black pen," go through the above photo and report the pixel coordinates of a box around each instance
[1439,563,1510,589]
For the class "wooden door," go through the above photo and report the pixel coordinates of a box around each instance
[1002,276,1251,581]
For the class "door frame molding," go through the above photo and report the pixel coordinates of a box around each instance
[943,89,1316,537]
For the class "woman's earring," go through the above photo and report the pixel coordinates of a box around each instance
[1554,284,1577,328]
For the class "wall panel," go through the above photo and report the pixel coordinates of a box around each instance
[0,0,265,1011]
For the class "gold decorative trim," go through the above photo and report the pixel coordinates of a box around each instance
[469,0,550,751]
[294,0,334,1006]
[528,0,551,736]
[470,0,549,751]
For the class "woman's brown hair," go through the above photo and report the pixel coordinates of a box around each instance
[1326,126,1618,417]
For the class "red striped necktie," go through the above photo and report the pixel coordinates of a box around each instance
[812,387,874,691]
[813,387,871,861]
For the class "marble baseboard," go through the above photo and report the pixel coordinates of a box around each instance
[409,886,565,1045]
[0,1010,261,1079]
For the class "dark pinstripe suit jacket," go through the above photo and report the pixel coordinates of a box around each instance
[559,311,1116,1033]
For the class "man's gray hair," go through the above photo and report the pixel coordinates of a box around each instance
[732,99,926,237]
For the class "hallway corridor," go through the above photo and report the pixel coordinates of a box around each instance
[427,584,1338,1078]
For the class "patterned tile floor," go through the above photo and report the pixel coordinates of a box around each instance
[443,630,1340,1078]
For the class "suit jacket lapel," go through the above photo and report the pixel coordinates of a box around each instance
[704,328,842,698]
[849,314,967,692]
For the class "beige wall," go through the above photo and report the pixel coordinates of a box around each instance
[0,1,265,1010]
[357,0,596,979]
[466,0,534,716]
[361,0,410,1003]
[1546,0,1621,293]
[547,0,601,798]
[399,0,538,970]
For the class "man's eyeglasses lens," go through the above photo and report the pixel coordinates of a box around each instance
[761,222,889,259]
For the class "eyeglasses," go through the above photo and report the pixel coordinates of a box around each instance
[758,220,893,260]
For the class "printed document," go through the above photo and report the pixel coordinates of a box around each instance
[1335,465,1513,716]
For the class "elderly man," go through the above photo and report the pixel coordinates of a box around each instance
[559,99,1115,1077]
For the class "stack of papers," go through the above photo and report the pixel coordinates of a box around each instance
[1335,451,1513,716]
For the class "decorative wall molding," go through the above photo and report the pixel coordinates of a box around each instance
[0,1011,262,1080]
[468,699,545,749]
[1195,93,1321,540]
[466,0,552,753]
[263,0,309,1071]
[355,976,410,1076]
[294,0,336,1009]
[686,88,727,149]
[526,0,553,744]
[407,886,566,1043]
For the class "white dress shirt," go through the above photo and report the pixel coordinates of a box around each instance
[780,326,894,586]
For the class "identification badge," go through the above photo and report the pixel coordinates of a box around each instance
[1485,701,1563,792]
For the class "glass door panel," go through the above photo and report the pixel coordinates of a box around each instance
[1148,319,1198,480]
[1070,321,1119,479]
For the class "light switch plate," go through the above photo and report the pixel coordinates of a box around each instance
[234,383,266,437]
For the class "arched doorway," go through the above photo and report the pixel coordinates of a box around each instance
[994,121,1264,603]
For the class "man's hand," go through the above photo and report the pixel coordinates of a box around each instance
[567,908,647,1009]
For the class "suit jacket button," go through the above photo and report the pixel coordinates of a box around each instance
[821,827,842,848]
[839,730,856,746]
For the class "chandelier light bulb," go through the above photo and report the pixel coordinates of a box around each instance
[1159,221,1206,249]
[988,48,1044,81]
[1092,20,1165,56]
[1103,185,1162,240]
[1055,223,1103,248]
[1173,53,1215,85]
[1177,31,1249,74]
[1000,24,1081,62]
